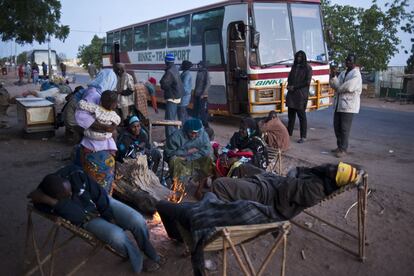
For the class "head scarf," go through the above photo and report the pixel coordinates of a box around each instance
[88,69,117,94]
[165,53,175,63]
[293,50,307,66]
[128,115,140,125]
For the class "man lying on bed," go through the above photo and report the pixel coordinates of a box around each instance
[157,162,363,276]
[212,162,363,220]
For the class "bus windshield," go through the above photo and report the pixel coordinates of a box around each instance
[253,3,327,66]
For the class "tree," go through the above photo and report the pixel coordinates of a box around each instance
[16,51,28,64]
[0,0,69,44]
[405,40,414,73]
[77,35,104,69]
[322,0,414,71]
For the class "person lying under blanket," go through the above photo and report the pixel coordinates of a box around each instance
[157,162,363,276]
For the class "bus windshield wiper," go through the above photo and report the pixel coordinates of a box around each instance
[262,58,294,67]
[307,59,328,65]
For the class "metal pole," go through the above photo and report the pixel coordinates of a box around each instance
[48,35,52,78]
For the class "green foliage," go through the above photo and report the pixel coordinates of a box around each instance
[405,39,414,73]
[322,0,414,71]
[0,0,69,44]
[77,35,104,69]
[17,51,28,64]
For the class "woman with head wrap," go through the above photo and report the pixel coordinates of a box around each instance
[286,50,313,143]
[75,69,119,193]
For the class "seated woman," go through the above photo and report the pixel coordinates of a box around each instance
[259,111,290,151]
[116,116,162,173]
[216,118,268,177]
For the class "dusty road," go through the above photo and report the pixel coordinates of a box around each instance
[0,74,413,276]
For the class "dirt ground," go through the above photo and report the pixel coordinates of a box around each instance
[1,72,413,276]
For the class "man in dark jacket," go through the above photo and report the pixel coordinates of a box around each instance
[27,165,162,273]
[193,61,210,125]
[212,162,362,220]
[286,50,313,143]
[160,53,183,137]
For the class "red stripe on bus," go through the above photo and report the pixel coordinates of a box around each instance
[249,69,329,80]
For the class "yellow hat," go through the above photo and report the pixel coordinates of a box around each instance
[336,162,358,187]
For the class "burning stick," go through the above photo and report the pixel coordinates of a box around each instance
[168,177,186,203]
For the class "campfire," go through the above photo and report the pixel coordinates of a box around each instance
[168,177,186,203]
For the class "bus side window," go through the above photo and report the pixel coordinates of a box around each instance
[149,20,167,49]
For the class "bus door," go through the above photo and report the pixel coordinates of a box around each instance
[227,22,248,114]
[202,28,226,114]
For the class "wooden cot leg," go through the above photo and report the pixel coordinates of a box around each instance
[23,209,34,267]
[30,221,45,276]
[257,232,285,276]
[66,244,103,276]
[240,244,256,275]
[49,227,60,276]
[223,229,251,276]
[281,233,287,276]
[222,236,227,276]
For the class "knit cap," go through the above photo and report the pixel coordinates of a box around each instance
[336,162,359,187]
[183,119,203,133]
[165,53,175,63]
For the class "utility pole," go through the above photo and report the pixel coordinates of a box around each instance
[47,34,52,78]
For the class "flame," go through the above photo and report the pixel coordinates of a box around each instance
[151,212,162,224]
[168,177,186,203]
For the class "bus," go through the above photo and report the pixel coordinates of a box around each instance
[27,49,58,77]
[102,0,333,117]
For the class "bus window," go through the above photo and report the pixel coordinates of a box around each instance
[113,31,120,43]
[253,3,294,66]
[191,8,224,45]
[149,20,167,49]
[203,29,223,66]
[291,4,327,62]
[107,32,114,44]
[121,28,133,52]
[168,15,190,48]
[134,25,148,51]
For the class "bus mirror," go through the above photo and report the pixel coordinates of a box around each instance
[251,30,260,49]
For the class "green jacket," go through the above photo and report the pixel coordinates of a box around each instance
[165,128,212,161]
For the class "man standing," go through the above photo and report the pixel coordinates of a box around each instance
[114,63,135,122]
[41,62,47,78]
[160,53,183,138]
[330,54,362,158]
[60,62,66,77]
[178,60,193,123]
[286,50,312,143]
[88,63,97,80]
[193,61,210,125]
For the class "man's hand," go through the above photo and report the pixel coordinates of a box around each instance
[27,189,58,206]
[187,148,199,154]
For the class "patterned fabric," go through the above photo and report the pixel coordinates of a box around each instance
[78,100,121,140]
[81,147,116,193]
[168,156,213,180]
[134,83,149,118]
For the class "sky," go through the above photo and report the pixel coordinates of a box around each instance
[0,0,412,66]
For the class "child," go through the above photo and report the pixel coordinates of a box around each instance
[78,90,121,140]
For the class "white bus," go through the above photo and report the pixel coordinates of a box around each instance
[27,49,58,77]
[102,0,333,117]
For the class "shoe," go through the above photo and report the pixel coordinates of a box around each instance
[335,150,346,158]
[297,138,306,143]
[331,148,340,153]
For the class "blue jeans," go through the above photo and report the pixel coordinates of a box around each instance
[83,198,159,273]
[165,101,178,138]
